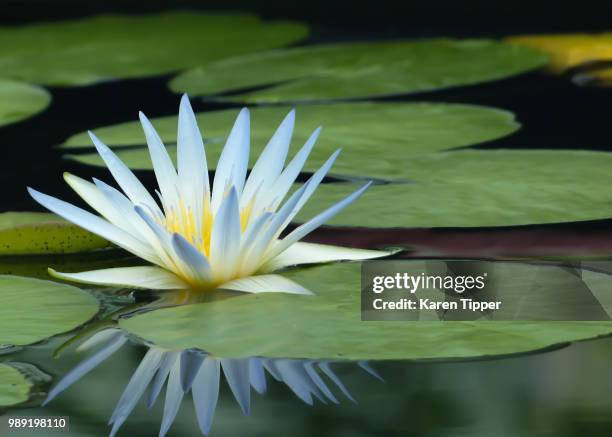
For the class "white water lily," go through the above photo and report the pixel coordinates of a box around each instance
[29,95,387,294]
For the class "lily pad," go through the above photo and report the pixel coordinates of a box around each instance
[169,38,547,102]
[0,363,31,407]
[61,103,519,180]
[0,79,49,126]
[0,275,100,347]
[119,261,612,360]
[0,13,307,86]
[294,149,612,228]
[0,212,110,255]
[506,33,612,73]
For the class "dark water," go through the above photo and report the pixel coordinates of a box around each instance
[3,2,612,436]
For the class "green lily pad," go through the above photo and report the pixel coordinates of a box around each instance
[170,38,547,102]
[0,13,307,86]
[0,79,49,126]
[294,149,612,228]
[0,275,100,347]
[119,261,612,360]
[61,103,518,180]
[0,363,31,407]
[0,212,110,255]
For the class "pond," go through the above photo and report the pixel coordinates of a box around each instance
[2,3,612,437]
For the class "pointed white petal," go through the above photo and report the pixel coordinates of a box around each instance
[221,359,251,415]
[49,266,188,290]
[211,108,250,211]
[28,187,159,264]
[171,233,213,285]
[241,110,294,207]
[160,356,185,437]
[264,182,372,263]
[210,188,241,280]
[139,112,179,208]
[192,357,220,436]
[89,131,161,215]
[260,242,391,273]
[43,333,127,406]
[177,95,208,237]
[218,274,313,295]
[252,127,320,217]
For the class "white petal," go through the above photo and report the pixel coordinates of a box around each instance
[49,266,188,290]
[171,233,213,286]
[211,108,250,211]
[139,112,179,208]
[89,131,161,215]
[218,274,313,295]
[252,127,320,218]
[260,242,391,273]
[177,94,209,235]
[264,182,372,263]
[241,110,294,208]
[210,188,241,280]
[28,187,159,264]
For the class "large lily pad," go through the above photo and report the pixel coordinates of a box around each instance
[119,261,612,360]
[294,149,612,228]
[0,79,49,126]
[0,363,31,407]
[0,212,110,255]
[169,39,547,102]
[61,103,519,180]
[0,13,307,86]
[0,275,100,347]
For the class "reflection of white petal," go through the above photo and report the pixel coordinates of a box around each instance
[76,328,123,353]
[43,333,127,406]
[304,361,338,404]
[49,266,188,290]
[160,356,185,437]
[221,359,251,415]
[219,274,313,295]
[319,362,356,403]
[109,348,164,437]
[193,357,220,436]
[261,242,392,273]
[148,351,179,409]
[275,360,314,405]
[249,358,267,395]
[180,349,205,392]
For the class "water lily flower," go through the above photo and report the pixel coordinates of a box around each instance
[43,329,382,437]
[28,95,388,294]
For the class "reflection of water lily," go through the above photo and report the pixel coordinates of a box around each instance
[44,329,381,436]
[28,95,386,293]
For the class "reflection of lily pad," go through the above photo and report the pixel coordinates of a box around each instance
[0,275,100,347]
[119,262,612,360]
[0,363,31,407]
[294,150,612,228]
[0,13,307,86]
[61,103,519,180]
[0,212,110,255]
[0,79,49,126]
[170,39,547,102]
